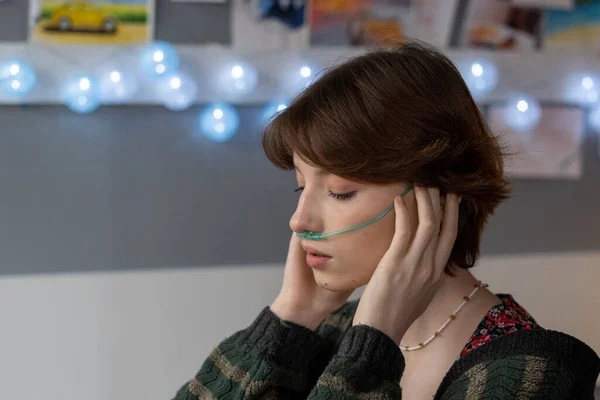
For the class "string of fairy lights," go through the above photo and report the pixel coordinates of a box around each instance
[1,41,600,143]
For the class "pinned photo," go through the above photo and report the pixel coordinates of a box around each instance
[29,0,154,45]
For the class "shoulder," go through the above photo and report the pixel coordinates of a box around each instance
[437,329,600,399]
[461,293,540,358]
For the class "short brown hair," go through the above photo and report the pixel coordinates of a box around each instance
[261,41,511,274]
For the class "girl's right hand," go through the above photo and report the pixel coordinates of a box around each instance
[270,232,355,331]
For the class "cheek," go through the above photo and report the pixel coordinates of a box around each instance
[340,214,396,285]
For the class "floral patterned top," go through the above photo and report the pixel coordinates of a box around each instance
[459,293,541,359]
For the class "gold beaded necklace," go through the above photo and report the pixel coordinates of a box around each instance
[399,281,488,351]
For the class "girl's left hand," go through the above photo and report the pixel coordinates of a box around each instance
[352,186,460,344]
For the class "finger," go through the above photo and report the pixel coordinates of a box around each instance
[422,187,442,264]
[406,186,436,263]
[429,187,443,226]
[388,192,411,257]
[435,193,460,270]
[289,232,305,260]
[286,233,311,277]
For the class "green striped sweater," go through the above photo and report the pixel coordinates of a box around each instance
[173,299,600,399]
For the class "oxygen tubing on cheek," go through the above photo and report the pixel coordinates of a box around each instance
[295,185,414,241]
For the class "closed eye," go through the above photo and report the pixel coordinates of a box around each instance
[294,187,356,201]
[329,191,356,201]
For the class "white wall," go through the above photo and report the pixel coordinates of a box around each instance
[0,251,599,400]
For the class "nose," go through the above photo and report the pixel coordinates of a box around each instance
[289,193,323,234]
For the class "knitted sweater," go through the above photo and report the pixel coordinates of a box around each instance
[173,297,600,399]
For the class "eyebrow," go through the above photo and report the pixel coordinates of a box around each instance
[294,164,331,177]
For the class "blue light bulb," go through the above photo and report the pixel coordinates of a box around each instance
[564,73,599,106]
[0,59,37,96]
[503,96,541,133]
[282,62,320,97]
[262,101,288,122]
[215,62,259,97]
[64,75,101,114]
[158,72,197,111]
[100,68,139,102]
[140,41,180,79]
[461,60,498,99]
[198,104,240,142]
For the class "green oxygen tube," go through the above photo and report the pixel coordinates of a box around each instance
[296,185,414,241]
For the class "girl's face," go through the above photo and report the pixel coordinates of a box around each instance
[290,153,417,292]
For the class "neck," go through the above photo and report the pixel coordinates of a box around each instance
[399,268,495,349]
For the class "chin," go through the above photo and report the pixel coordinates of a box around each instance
[313,269,363,293]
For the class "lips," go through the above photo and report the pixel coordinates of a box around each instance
[301,244,331,258]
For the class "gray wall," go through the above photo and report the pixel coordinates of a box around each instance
[0,0,29,42]
[154,0,230,44]
[0,105,598,276]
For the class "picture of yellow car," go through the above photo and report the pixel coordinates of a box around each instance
[44,1,118,34]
